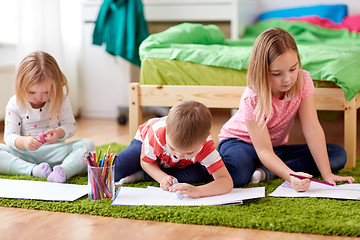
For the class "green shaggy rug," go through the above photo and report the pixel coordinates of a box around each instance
[0,142,360,236]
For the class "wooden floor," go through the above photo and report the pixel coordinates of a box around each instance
[0,110,359,240]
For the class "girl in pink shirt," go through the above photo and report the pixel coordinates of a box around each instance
[218,28,354,192]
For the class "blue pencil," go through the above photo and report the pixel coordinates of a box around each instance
[172,178,183,200]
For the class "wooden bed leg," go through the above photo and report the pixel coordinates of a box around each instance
[344,97,357,168]
[129,83,142,140]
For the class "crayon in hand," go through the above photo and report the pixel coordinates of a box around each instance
[290,173,334,187]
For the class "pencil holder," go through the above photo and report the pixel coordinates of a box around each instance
[88,165,115,200]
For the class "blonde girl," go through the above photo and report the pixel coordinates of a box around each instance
[218,28,354,192]
[0,51,95,183]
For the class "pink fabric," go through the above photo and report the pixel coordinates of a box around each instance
[286,15,360,33]
[219,70,314,147]
[287,16,345,30]
[343,15,360,32]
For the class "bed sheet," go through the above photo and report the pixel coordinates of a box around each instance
[140,59,247,86]
[139,20,360,100]
[140,58,338,90]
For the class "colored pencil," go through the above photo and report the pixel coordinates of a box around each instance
[290,173,335,187]
[85,147,115,199]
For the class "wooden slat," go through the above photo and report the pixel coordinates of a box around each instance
[314,88,345,110]
[344,96,357,168]
[138,85,245,109]
[129,83,142,139]
[356,92,360,109]
[137,84,347,110]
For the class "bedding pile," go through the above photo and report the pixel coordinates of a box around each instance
[139,19,360,100]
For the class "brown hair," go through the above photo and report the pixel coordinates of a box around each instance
[166,100,212,149]
[15,51,69,121]
[247,27,302,122]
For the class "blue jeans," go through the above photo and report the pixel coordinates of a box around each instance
[114,139,212,183]
[218,138,347,187]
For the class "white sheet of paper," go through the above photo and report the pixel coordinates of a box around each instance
[0,178,88,201]
[269,181,360,200]
[111,186,265,206]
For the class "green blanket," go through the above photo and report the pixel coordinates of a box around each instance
[139,20,360,101]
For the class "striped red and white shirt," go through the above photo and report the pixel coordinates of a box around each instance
[134,117,224,174]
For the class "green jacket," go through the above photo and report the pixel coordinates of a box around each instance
[93,0,149,66]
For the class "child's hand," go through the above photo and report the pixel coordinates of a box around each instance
[44,128,64,144]
[323,173,355,185]
[159,175,175,190]
[290,172,312,192]
[23,136,42,151]
[169,183,200,198]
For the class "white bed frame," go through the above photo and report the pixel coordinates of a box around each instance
[129,83,360,168]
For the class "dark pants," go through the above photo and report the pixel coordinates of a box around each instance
[218,138,347,187]
[114,139,212,183]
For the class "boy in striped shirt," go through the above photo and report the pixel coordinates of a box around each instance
[114,100,233,198]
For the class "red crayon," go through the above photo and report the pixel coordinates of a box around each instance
[290,173,335,187]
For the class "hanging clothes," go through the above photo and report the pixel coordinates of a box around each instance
[92,0,149,66]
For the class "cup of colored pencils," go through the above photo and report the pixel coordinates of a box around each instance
[85,145,116,200]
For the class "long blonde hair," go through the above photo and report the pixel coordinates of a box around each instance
[15,51,69,121]
[247,28,302,123]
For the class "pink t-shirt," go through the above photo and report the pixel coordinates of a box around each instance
[219,70,314,147]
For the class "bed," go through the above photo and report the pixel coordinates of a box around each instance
[129,18,360,168]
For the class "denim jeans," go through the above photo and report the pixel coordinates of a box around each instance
[114,139,212,183]
[218,138,347,187]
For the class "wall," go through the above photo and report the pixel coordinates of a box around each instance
[0,66,15,120]
[80,3,131,118]
[0,44,16,121]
